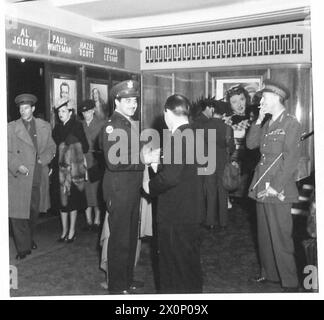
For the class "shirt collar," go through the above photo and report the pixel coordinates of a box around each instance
[271,109,285,123]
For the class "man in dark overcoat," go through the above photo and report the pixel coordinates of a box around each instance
[246,80,301,292]
[193,98,232,229]
[143,94,204,294]
[101,80,145,294]
[8,94,56,259]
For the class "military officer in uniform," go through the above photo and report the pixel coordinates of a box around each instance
[101,80,145,294]
[8,94,56,259]
[246,80,301,292]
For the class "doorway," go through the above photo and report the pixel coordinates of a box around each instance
[7,56,46,122]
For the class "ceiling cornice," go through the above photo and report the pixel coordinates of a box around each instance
[96,6,310,39]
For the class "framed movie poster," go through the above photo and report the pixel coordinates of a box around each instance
[51,74,77,110]
[87,78,109,119]
[50,74,77,126]
[212,76,263,102]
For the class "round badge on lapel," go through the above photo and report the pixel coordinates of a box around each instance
[106,125,114,134]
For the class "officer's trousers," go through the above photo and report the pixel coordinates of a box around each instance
[256,202,299,288]
[157,223,203,294]
[10,185,40,254]
[107,193,140,292]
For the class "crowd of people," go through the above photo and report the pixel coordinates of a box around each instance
[8,78,304,294]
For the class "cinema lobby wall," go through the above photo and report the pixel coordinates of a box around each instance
[140,20,313,167]
[5,4,141,125]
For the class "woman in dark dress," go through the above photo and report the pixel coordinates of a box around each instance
[52,100,89,242]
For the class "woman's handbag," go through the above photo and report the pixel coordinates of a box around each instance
[222,161,241,192]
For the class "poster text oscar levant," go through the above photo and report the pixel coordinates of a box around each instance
[104,46,119,63]
[106,124,217,175]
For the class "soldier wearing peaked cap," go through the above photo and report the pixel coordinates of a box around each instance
[110,79,140,99]
[246,80,301,291]
[101,80,148,294]
[14,93,38,106]
[8,94,56,260]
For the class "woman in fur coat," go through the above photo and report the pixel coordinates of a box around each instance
[52,99,89,242]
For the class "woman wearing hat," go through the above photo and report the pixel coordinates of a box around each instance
[224,85,260,202]
[52,99,89,242]
[80,99,106,231]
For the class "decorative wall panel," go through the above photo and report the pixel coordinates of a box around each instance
[141,22,310,70]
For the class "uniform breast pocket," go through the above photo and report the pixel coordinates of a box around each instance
[268,135,285,153]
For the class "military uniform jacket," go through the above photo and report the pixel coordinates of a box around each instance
[246,110,301,203]
[101,111,144,204]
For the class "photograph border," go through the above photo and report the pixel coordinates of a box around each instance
[50,73,78,127]
[212,75,263,100]
[86,77,109,103]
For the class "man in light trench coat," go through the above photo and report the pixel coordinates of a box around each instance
[8,93,56,260]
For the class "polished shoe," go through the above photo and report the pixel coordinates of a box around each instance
[92,223,101,232]
[66,234,77,243]
[109,289,130,295]
[129,280,144,291]
[31,241,38,250]
[16,250,31,260]
[282,286,302,293]
[253,276,268,283]
[204,224,216,230]
[82,224,93,232]
[57,234,68,242]
[16,253,27,260]
[100,281,108,290]
[251,276,280,284]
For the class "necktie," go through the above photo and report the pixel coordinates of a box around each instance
[26,121,31,132]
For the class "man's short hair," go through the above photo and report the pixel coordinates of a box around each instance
[164,94,191,117]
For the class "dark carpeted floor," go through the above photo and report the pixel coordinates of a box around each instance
[9,200,314,297]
